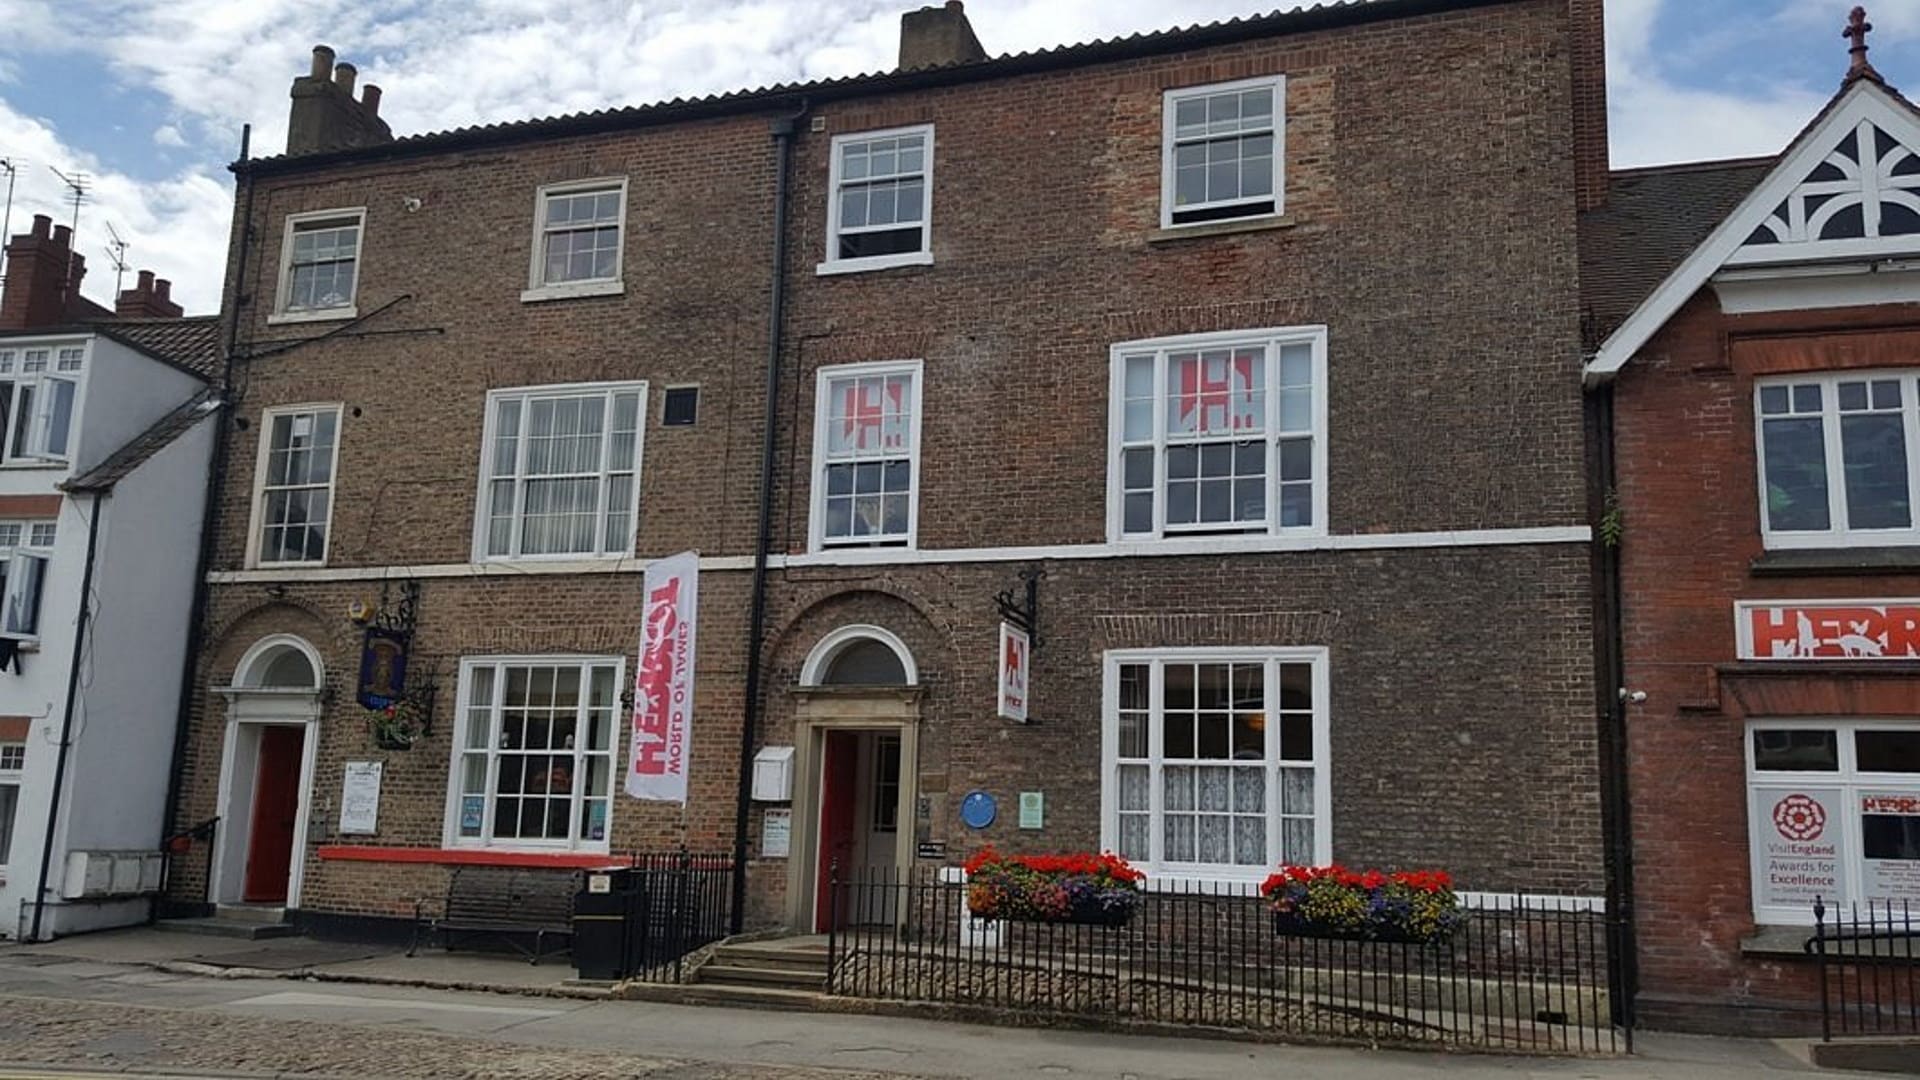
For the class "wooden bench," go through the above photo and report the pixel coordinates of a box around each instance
[409,866,578,965]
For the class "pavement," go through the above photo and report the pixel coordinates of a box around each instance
[0,926,1893,1079]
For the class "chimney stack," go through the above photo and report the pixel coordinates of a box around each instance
[115,268,185,319]
[286,43,394,156]
[899,1,986,70]
[0,214,87,331]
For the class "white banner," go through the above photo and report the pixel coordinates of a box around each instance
[627,552,698,802]
[998,622,1029,722]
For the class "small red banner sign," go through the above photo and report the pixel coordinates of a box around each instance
[1736,600,1920,660]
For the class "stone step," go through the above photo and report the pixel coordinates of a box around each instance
[153,917,300,940]
[711,945,830,974]
[698,963,825,990]
[671,982,826,1011]
[215,904,288,924]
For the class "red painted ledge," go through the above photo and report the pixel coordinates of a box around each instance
[316,845,622,869]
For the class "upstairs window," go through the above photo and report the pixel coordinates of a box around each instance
[250,406,342,566]
[526,179,627,299]
[1757,371,1920,548]
[811,361,921,549]
[0,347,81,464]
[822,126,933,274]
[275,209,364,319]
[478,383,645,560]
[0,740,20,865]
[0,521,52,642]
[1110,327,1325,541]
[1162,76,1284,228]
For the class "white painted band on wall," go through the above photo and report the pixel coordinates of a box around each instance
[206,525,1593,585]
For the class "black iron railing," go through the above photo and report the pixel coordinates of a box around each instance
[158,816,219,909]
[623,849,735,983]
[1810,897,1920,1040]
[825,869,1623,1054]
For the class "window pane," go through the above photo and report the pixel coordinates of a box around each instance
[1864,807,1920,862]
[1763,416,1832,532]
[1858,730,1920,773]
[1841,413,1911,529]
[1753,729,1839,771]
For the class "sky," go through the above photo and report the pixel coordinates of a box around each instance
[0,0,1912,314]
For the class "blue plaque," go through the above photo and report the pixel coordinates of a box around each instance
[959,790,997,830]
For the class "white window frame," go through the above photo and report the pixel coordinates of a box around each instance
[1746,718,1920,925]
[270,208,365,324]
[244,404,344,569]
[1107,326,1328,543]
[818,124,935,276]
[0,343,85,467]
[808,359,923,552]
[522,177,629,302]
[472,381,648,563]
[442,655,624,854]
[0,741,21,867]
[1755,369,1920,549]
[1160,75,1286,230]
[0,548,49,642]
[1101,646,1332,883]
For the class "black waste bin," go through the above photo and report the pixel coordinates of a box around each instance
[572,866,637,980]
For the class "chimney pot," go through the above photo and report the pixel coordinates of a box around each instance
[155,279,171,301]
[311,45,335,80]
[52,224,71,248]
[945,0,962,9]
[334,61,357,95]
[29,214,49,240]
[137,269,154,291]
[362,84,382,116]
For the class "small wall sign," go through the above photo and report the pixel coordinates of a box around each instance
[916,841,948,860]
[338,761,382,835]
[960,790,997,830]
[1018,791,1044,830]
[762,807,792,858]
[998,622,1030,722]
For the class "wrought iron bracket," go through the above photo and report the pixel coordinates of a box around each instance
[375,579,422,637]
[994,567,1044,650]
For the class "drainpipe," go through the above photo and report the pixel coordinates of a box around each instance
[29,490,105,941]
[732,102,805,934]
[1589,383,1637,1039]
[158,123,253,906]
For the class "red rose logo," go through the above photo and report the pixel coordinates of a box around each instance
[1773,794,1827,841]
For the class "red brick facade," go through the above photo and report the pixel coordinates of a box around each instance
[171,0,1604,937]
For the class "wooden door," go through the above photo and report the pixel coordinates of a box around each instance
[243,726,304,904]
[814,731,859,932]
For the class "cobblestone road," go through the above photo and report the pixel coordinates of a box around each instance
[0,993,929,1080]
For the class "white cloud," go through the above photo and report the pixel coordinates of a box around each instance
[0,99,232,312]
[152,124,187,148]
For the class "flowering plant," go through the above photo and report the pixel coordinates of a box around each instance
[965,847,1145,926]
[1259,864,1463,943]
[366,694,430,749]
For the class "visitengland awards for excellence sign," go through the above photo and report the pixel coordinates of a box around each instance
[628,551,698,803]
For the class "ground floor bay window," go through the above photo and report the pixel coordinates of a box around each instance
[444,656,622,852]
[1747,719,1920,924]
[1101,648,1330,881]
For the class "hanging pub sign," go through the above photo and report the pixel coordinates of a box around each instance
[1736,599,1920,660]
[998,621,1030,722]
[356,626,410,709]
[627,551,698,803]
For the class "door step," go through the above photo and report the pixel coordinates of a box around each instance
[696,940,830,993]
[154,917,299,940]
[674,982,826,1010]
[216,904,288,924]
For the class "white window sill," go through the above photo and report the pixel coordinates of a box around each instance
[267,307,358,326]
[816,252,934,277]
[1111,531,1328,553]
[249,560,328,571]
[521,280,625,303]
[0,460,66,471]
[1762,533,1920,551]
[1148,214,1295,244]
[472,553,631,568]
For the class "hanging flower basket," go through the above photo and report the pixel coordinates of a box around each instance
[964,847,1145,927]
[1260,865,1464,945]
[366,692,431,750]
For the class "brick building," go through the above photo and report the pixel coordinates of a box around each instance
[1585,13,1920,1035]
[170,0,1609,943]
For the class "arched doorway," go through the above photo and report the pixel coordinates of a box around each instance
[211,635,324,910]
[789,625,920,932]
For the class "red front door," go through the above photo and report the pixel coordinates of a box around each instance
[243,727,304,904]
[815,731,859,932]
